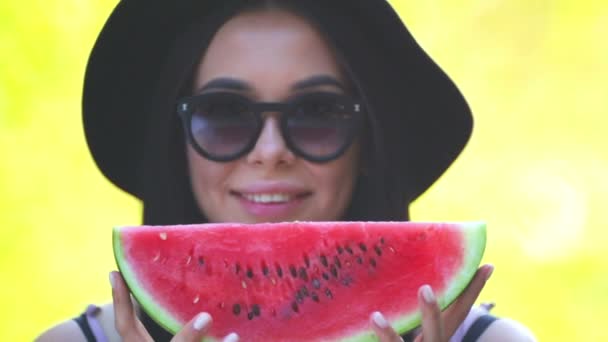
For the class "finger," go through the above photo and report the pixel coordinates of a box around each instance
[416,285,444,342]
[171,312,213,342]
[370,311,404,342]
[110,271,151,341]
[442,264,494,335]
[222,332,240,342]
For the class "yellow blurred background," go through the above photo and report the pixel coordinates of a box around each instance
[1,0,606,340]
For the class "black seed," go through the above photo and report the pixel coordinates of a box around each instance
[262,263,269,276]
[198,256,204,265]
[375,245,383,256]
[289,265,297,278]
[304,254,310,268]
[322,272,330,280]
[301,286,309,297]
[312,292,320,302]
[312,278,321,289]
[246,267,254,278]
[337,245,344,254]
[325,288,333,299]
[370,258,377,268]
[299,267,309,282]
[356,256,363,264]
[334,256,342,269]
[276,264,283,278]
[320,255,328,267]
[345,245,353,255]
[330,265,338,278]
[359,242,368,252]
[232,304,241,316]
[380,237,385,244]
[342,278,352,286]
[248,312,254,320]
[292,301,299,313]
[235,263,241,274]
[296,291,304,304]
[252,304,260,316]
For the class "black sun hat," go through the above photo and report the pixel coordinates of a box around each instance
[83,0,473,202]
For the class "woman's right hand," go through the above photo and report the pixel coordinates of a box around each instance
[110,271,239,342]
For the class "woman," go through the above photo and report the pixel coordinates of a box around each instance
[38,0,535,341]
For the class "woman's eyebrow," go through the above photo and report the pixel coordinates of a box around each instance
[292,75,346,91]
[197,78,251,93]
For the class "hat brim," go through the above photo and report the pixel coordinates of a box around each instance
[83,0,472,201]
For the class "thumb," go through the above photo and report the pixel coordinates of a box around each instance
[171,312,212,342]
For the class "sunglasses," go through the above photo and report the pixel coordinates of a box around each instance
[177,91,364,163]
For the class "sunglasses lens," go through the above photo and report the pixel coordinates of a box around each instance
[189,95,258,158]
[287,94,357,159]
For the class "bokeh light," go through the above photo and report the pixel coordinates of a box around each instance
[1,0,606,340]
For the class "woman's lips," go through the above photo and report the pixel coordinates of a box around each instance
[230,190,312,219]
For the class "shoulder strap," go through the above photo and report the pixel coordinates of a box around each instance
[73,312,97,342]
[461,314,498,342]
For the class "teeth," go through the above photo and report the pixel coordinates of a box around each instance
[244,193,291,203]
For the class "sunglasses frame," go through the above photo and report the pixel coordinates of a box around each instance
[177,91,364,163]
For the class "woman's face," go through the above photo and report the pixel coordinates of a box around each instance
[187,9,360,224]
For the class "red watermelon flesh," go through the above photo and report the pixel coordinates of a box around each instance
[113,221,486,341]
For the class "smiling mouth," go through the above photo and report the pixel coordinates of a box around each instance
[232,192,311,204]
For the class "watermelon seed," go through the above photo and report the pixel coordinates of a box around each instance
[262,262,269,276]
[246,267,254,279]
[301,286,309,297]
[380,237,385,244]
[330,265,338,278]
[241,280,247,289]
[193,295,200,304]
[296,292,304,304]
[276,264,283,278]
[324,288,333,299]
[370,258,377,268]
[247,312,254,320]
[322,272,330,280]
[334,256,342,269]
[289,265,298,278]
[291,301,299,313]
[345,245,353,254]
[312,278,321,289]
[271,278,277,285]
[198,256,204,266]
[186,256,192,265]
[320,255,328,268]
[219,302,225,309]
[337,245,344,254]
[252,304,261,316]
[345,261,352,268]
[159,232,167,240]
[374,245,382,256]
[341,278,352,286]
[299,267,309,282]
[389,247,395,253]
[233,304,241,316]
[359,242,368,252]
[311,292,320,302]
[152,252,160,262]
[303,253,311,268]
[356,256,363,265]
[235,263,241,274]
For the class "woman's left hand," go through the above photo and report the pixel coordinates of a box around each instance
[370,264,494,342]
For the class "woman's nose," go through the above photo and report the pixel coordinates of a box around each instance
[246,116,295,167]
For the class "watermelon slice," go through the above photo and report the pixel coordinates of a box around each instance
[113,221,486,341]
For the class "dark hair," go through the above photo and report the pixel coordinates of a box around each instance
[140,0,410,228]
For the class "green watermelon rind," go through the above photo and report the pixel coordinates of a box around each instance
[113,227,183,335]
[339,221,487,342]
[113,221,486,341]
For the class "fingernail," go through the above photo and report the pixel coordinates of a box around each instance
[223,332,240,342]
[371,311,389,329]
[193,312,212,331]
[109,272,116,289]
[421,285,435,304]
[485,264,494,281]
